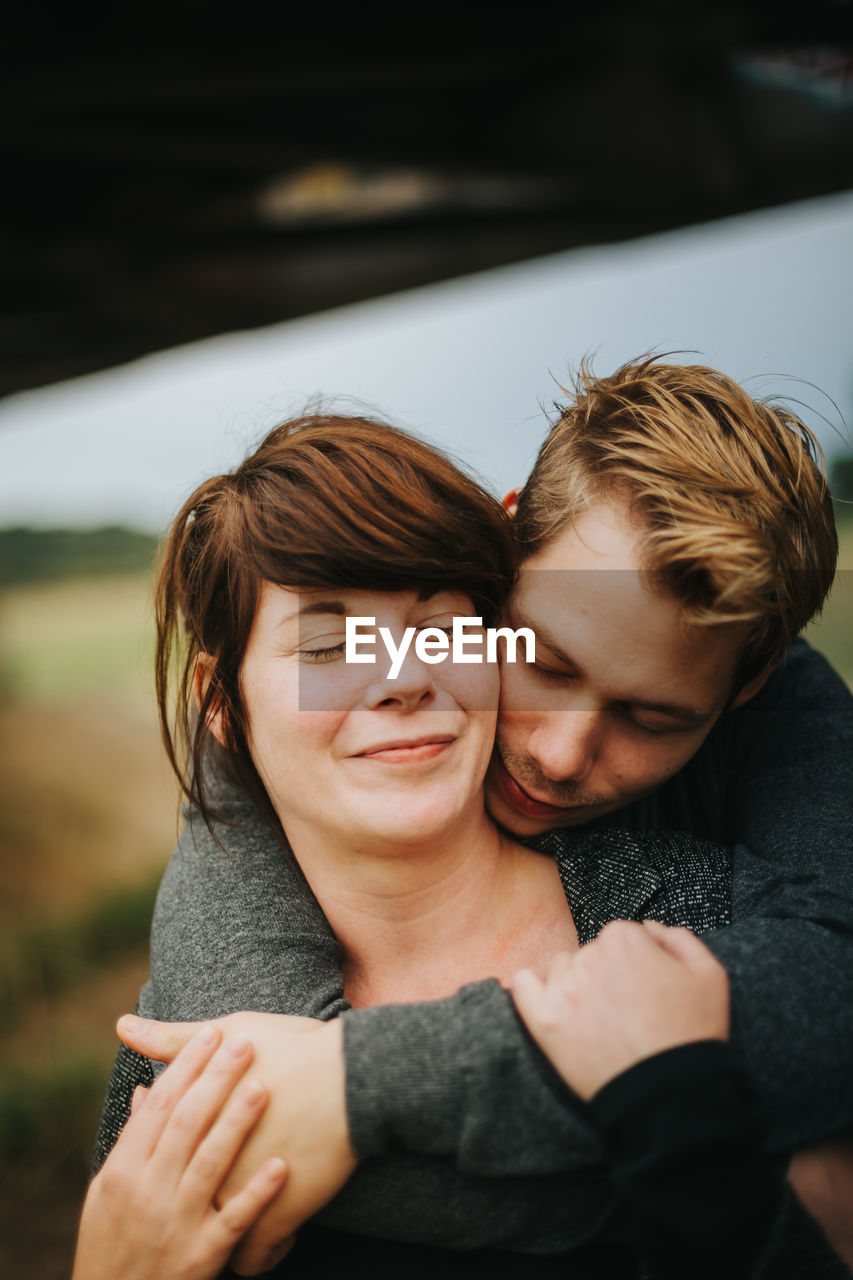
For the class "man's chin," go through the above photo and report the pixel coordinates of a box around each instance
[484,775,610,837]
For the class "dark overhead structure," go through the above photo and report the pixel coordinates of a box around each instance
[3,3,853,398]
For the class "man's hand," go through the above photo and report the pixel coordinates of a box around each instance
[118,1011,358,1275]
[511,919,730,1101]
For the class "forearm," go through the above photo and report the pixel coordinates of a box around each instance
[710,641,853,1146]
[342,980,599,1174]
[704,917,853,1152]
[588,1041,850,1280]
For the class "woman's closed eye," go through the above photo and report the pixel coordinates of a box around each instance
[299,642,346,663]
[298,630,348,663]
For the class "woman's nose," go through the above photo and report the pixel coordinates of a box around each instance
[364,646,437,711]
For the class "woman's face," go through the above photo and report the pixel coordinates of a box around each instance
[237,582,499,855]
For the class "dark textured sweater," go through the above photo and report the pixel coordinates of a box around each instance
[93,639,853,1267]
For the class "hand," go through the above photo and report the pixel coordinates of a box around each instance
[511,919,730,1101]
[73,1024,288,1280]
[118,1011,358,1275]
[789,1138,853,1270]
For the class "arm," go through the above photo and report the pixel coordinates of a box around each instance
[113,645,851,1251]
[343,640,853,1169]
[95,762,610,1254]
[511,921,852,1280]
[701,640,853,1151]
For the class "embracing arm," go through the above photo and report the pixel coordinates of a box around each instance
[345,640,853,1169]
[701,639,853,1150]
[100,644,852,1253]
[511,921,852,1280]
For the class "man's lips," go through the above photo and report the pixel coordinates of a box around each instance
[355,736,455,763]
[492,754,577,819]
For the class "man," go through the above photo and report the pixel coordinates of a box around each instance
[107,358,853,1267]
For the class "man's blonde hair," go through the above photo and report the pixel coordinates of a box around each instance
[515,356,838,685]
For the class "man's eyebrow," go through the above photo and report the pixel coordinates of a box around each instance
[509,604,711,723]
[628,698,711,723]
[507,605,579,673]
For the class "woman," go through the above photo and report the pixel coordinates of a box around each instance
[77,413,835,1278]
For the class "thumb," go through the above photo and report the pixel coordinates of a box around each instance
[641,920,712,968]
[116,1013,201,1061]
[510,967,547,1025]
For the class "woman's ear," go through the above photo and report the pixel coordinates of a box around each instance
[193,653,227,747]
[502,488,520,518]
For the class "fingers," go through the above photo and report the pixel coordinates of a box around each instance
[510,966,546,1020]
[182,1073,272,1204]
[117,1013,201,1062]
[123,1024,223,1162]
[215,1162,289,1256]
[154,1034,256,1178]
[641,919,720,969]
[130,1085,148,1116]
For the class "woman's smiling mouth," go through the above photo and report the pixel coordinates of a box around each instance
[355,736,456,764]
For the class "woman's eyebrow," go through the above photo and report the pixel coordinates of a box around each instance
[276,600,348,627]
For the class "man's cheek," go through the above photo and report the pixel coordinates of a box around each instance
[497,660,550,714]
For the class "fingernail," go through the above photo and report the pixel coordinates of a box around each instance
[264,1157,286,1180]
[197,1024,218,1045]
[228,1033,250,1057]
[242,1078,265,1103]
[118,1014,144,1033]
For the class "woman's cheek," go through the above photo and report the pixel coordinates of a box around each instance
[443,656,501,713]
[297,659,368,712]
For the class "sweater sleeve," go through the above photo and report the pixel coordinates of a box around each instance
[587,1041,851,1280]
[700,640,853,1152]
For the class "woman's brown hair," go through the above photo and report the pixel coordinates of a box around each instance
[155,413,516,828]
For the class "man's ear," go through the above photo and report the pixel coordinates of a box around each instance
[193,653,228,747]
[728,664,775,712]
[502,488,521,518]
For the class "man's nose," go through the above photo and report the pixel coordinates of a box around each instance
[528,708,602,784]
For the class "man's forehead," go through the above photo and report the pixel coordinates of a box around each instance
[508,567,744,713]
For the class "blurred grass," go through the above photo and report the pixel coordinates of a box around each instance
[803,515,853,685]
[0,572,156,701]
[0,873,161,1027]
[0,559,177,1276]
[0,525,158,587]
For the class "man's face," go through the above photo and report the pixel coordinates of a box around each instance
[485,498,751,837]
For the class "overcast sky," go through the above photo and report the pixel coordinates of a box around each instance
[2,189,852,531]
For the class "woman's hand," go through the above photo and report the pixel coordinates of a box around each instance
[72,1024,288,1280]
[117,1011,358,1276]
[511,918,730,1101]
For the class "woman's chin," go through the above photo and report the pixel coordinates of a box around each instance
[349,791,481,849]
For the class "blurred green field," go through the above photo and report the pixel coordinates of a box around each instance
[0,567,176,1279]
[803,517,853,685]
